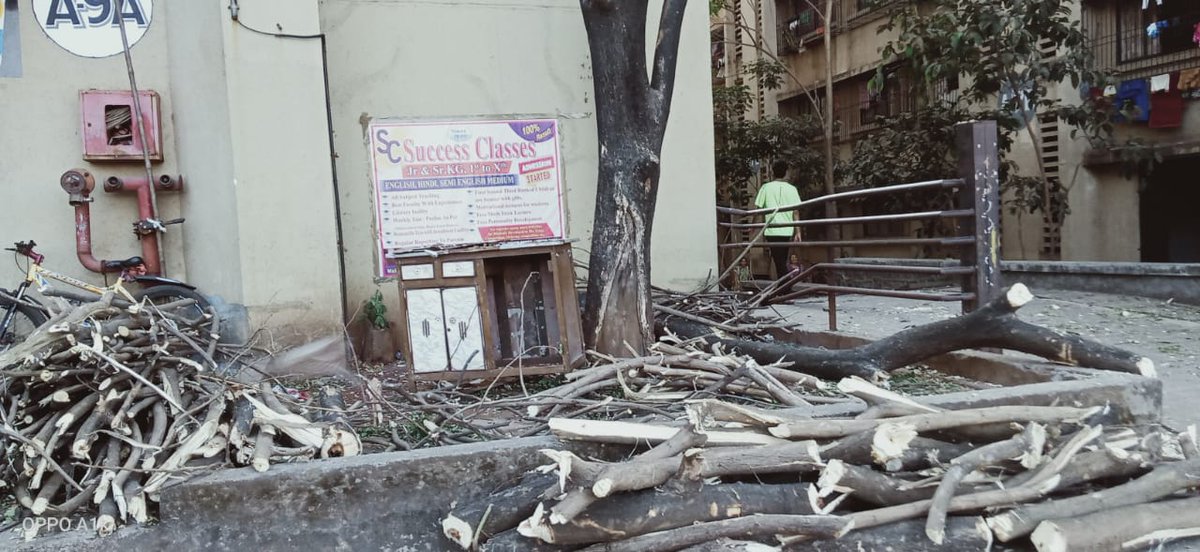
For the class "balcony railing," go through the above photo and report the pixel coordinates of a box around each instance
[1086,5,1200,78]
[776,0,897,54]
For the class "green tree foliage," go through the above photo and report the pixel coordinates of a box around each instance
[866,0,1118,221]
[713,84,825,205]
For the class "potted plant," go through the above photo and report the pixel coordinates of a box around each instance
[361,290,395,363]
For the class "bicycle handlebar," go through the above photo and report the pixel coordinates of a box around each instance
[8,241,35,252]
[7,241,43,263]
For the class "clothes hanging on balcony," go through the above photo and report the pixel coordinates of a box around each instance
[1179,68,1200,90]
[1114,79,1151,123]
[1146,20,1169,39]
[1151,73,1171,93]
[1149,73,1184,129]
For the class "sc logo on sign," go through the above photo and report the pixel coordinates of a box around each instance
[32,0,154,58]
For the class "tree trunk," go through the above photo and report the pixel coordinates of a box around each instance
[580,0,688,355]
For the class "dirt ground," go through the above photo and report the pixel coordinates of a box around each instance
[758,288,1200,432]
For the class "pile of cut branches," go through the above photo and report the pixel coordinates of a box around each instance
[442,381,1200,551]
[354,337,852,451]
[356,284,1152,451]
[0,293,360,537]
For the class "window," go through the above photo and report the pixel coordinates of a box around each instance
[787,5,821,37]
[1118,0,1200,63]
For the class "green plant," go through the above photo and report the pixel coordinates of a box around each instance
[363,290,389,330]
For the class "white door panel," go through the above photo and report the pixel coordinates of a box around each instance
[406,288,448,373]
[442,287,485,371]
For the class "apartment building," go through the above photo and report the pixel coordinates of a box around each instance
[720,0,1200,263]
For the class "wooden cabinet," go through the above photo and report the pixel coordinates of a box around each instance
[394,241,584,386]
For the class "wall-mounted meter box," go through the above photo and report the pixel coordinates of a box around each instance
[80,90,163,162]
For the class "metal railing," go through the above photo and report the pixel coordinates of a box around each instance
[1086,5,1200,79]
[776,0,898,54]
[716,121,1002,330]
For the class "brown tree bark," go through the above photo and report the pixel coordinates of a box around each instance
[580,0,689,355]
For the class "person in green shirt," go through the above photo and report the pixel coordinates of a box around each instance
[754,161,802,279]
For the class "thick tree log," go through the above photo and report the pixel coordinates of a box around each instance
[800,516,992,551]
[575,514,850,552]
[520,482,816,546]
[988,457,1200,542]
[447,426,708,548]
[1030,496,1200,552]
[443,470,560,549]
[566,440,821,498]
[549,424,707,524]
[661,284,1155,381]
[769,405,1098,440]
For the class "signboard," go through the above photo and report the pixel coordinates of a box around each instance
[32,0,152,58]
[0,0,22,77]
[369,118,566,278]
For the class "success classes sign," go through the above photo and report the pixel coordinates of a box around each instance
[369,118,566,278]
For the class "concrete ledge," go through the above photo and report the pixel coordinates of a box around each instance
[1003,261,1200,306]
[14,437,625,552]
[832,257,1200,305]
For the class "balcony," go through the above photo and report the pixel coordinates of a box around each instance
[1085,2,1200,78]
[776,0,897,55]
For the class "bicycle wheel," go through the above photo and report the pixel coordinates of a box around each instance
[136,285,213,330]
[0,301,48,352]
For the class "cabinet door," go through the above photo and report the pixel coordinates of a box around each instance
[405,288,448,373]
[441,286,486,371]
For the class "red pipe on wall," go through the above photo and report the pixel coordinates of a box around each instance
[100,175,183,276]
[73,202,109,273]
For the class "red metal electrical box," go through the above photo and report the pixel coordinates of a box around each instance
[80,90,163,162]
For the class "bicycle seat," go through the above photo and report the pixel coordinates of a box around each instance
[102,256,145,271]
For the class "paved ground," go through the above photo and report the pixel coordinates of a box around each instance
[759,288,1200,431]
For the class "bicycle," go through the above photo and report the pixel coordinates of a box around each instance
[0,240,211,351]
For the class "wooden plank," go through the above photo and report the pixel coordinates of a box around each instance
[476,259,498,371]
[554,245,586,368]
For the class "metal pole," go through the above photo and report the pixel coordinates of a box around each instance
[115,0,166,277]
[954,121,1002,313]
